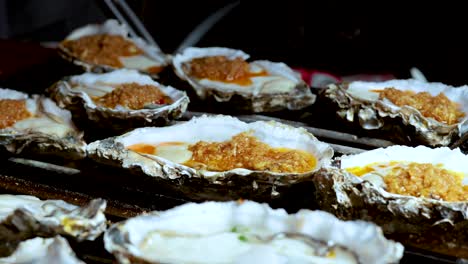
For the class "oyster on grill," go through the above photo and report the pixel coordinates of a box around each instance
[104,200,404,264]
[0,88,86,159]
[172,47,315,112]
[87,115,333,202]
[0,236,84,264]
[58,19,168,77]
[314,145,468,258]
[48,69,189,131]
[0,194,107,244]
[324,79,468,146]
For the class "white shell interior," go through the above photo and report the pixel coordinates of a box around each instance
[66,69,187,111]
[64,19,167,71]
[105,201,403,264]
[0,88,78,138]
[0,236,84,264]
[340,146,468,187]
[347,79,468,124]
[116,115,333,174]
[173,47,303,96]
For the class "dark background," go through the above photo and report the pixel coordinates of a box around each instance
[1,0,468,86]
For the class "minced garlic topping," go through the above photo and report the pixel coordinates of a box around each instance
[347,162,468,202]
[188,56,267,85]
[94,82,173,109]
[185,132,316,173]
[0,99,32,129]
[62,34,143,68]
[376,87,464,125]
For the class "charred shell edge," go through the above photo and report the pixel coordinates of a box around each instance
[47,80,190,125]
[325,83,466,146]
[58,19,169,78]
[172,47,315,112]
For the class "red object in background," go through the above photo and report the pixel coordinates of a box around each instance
[294,67,396,88]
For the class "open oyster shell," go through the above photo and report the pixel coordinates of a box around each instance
[324,79,468,146]
[172,47,315,112]
[0,194,107,254]
[0,236,84,264]
[47,69,189,131]
[87,115,333,202]
[314,145,468,258]
[104,200,403,264]
[0,88,86,159]
[58,19,168,77]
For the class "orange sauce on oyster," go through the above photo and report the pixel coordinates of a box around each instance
[127,132,316,173]
[61,34,143,68]
[188,56,268,86]
[147,66,165,75]
[373,87,465,125]
[94,82,173,110]
[346,162,468,202]
[0,99,32,129]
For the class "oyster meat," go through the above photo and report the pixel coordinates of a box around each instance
[104,200,403,264]
[87,115,333,201]
[173,47,315,112]
[314,145,468,258]
[0,236,84,264]
[48,69,189,131]
[0,88,86,159]
[324,79,468,146]
[59,19,168,77]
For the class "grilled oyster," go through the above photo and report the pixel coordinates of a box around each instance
[324,79,468,146]
[87,115,333,202]
[0,194,106,244]
[314,145,468,258]
[0,88,86,159]
[0,236,84,264]
[48,69,189,131]
[58,19,168,77]
[104,200,404,264]
[172,47,315,112]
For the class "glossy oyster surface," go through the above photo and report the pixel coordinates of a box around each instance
[173,47,315,112]
[87,115,333,201]
[0,88,86,159]
[0,236,84,264]
[105,200,403,264]
[324,79,468,146]
[314,145,468,258]
[59,19,168,77]
[48,69,189,130]
[0,194,107,244]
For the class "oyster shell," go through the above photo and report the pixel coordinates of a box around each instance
[0,194,107,252]
[87,115,333,202]
[0,88,86,159]
[104,200,404,264]
[58,19,168,77]
[47,69,189,131]
[324,79,468,146]
[314,145,468,258]
[0,236,84,264]
[172,47,315,112]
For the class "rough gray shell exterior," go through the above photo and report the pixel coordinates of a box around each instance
[314,167,468,258]
[324,82,464,146]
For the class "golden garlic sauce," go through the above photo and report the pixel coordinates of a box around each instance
[0,99,32,129]
[127,132,316,173]
[188,56,268,86]
[185,132,316,173]
[346,162,468,202]
[374,87,465,125]
[62,34,143,68]
[94,82,173,110]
